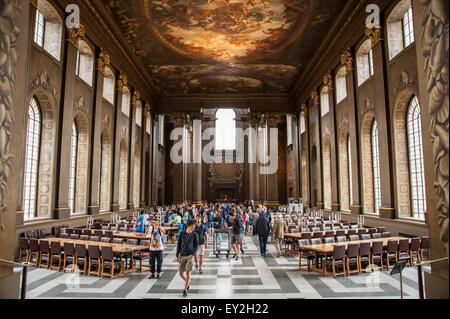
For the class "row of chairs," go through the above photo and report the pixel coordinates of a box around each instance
[18,238,150,278]
[21,229,49,239]
[298,237,430,276]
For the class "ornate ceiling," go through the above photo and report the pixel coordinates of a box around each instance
[104,0,348,96]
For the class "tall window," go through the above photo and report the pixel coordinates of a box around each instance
[320,88,330,117]
[75,40,94,86]
[34,9,45,47]
[68,121,78,214]
[103,67,115,104]
[215,109,236,150]
[122,88,130,116]
[357,40,374,86]
[368,49,374,76]
[135,103,142,127]
[347,136,353,206]
[407,96,426,219]
[23,98,41,220]
[335,67,347,104]
[371,121,381,214]
[402,7,415,47]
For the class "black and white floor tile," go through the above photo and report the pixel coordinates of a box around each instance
[15,235,425,299]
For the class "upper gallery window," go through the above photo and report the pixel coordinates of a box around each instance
[300,112,306,134]
[371,120,381,214]
[356,40,374,86]
[33,0,63,61]
[146,114,152,135]
[320,87,330,117]
[335,66,348,104]
[121,87,130,116]
[387,0,415,60]
[135,103,142,127]
[103,66,115,104]
[75,40,94,86]
[68,121,78,214]
[286,114,293,146]
[215,109,236,150]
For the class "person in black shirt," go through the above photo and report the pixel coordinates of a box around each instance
[193,215,208,274]
[176,220,199,297]
[226,211,242,261]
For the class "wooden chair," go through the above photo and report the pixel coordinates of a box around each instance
[398,239,411,266]
[63,242,76,272]
[101,237,111,243]
[90,236,100,242]
[101,246,124,279]
[371,232,382,239]
[358,242,371,274]
[371,241,384,269]
[385,240,398,269]
[420,236,431,261]
[336,236,347,243]
[74,244,88,275]
[38,240,50,268]
[323,237,335,244]
[50,241,62,271]
[18,238,29,263]
[382,232,392,238]
[133,240,150,272]
[349,235,360,242]
[360,234,371,240]
[346,243,360,275]
[298,239,314,271]
[88,245,101,276]
[69,234,80,240]
[80,235,90,240]
[28,238,40,265]
[323,245,346,277]
[410,237,421,264]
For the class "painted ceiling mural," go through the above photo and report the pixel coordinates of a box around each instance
[104,0,348,94]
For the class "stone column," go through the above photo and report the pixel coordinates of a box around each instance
[342,49,363,215]
[412,0,449,292]
[310,92,323,209]
[324,73,341,212]
[248,113,259,202]
[151,116,159,205]
[111,73,126,212]
[185,118,193,203]
[53,25,85,219]
[366,27,396,218]
[127,91,139,210]
[87,49,109,215]
[264,113,279,207]
[192,113,203,204]
[143,105,153,207]
[169,113,186,204]
[257,115,266,205]
[301,104,312,208]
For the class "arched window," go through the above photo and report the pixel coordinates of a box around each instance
[33,0,62,60]
[387,0,415,60]
[347,136,353,206]
[75,40,94,86]
[322,139,332,210]
[121,87,130,116]
[135,102,142,127]
[215,109,236,150]
[371,121,381,214]
[134,145,141,208]
[100,131,111,212]
[299,112,306,134]
[356,40,374,86]
[119,140,128,210]
[23,98,41,220]
[103,66,115,104]
[320,87,330,117]
[335,67,347,104]
[68,121,78,214]
[407,96,426,219]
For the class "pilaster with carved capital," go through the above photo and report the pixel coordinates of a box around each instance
[365,27,383,48]
[66,25,86,48]
[96,48,110,74]
[341,49,354,73]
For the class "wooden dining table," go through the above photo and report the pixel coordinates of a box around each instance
[297,236,411,274]
[114,226,179,243]
[41,237,148,274]
[284,228,369,239]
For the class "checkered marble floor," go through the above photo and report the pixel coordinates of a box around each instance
[15,235,425,299]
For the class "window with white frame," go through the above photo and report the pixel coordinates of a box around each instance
[135,103,142,127]
[356,40,374,86]
[347,136,353,206]
[371,120,381,214]
[34,9,45,47]
[146,115,152,135]
[68,121,78,214]
[121,88,130,116]
[286,114,293,146]
[23,98,41,220]
[33,1,62,60]
[215,109,236,150]
[75,40,94,86]
[320,87,330,117]
[158,115,164,146]
[103,67,115,104]
[407,96,426,219]
[300,113,306,134]
[387,0,415,60]
[335,67,347,104]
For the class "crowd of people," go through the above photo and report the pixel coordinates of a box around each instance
[136,202,288,298]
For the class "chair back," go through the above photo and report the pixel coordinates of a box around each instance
[333,245,346,260]
[382,232,392,238]
[39,240,50,253]
[90,236,100,242]
[113,238,124,244]
[19,238,29,250]
[377,227,386,233]
[38,229,46,239]
[360,234,371,240]
[301,228,310,233]
[66,228,74,235]
[29,238,39,251]
[102,226,109,230]
[371,233,382,239]
[348,229,357,236]
[310,238,322,245]
[312,232,323,239]
[359,242,371,257]
[105,231,114,238]
[387,240,398,253]
[101,237,111,243]
[88,245,101,259]
[325,231,335,238]
[126,239,138,246]
[141,240,150,247]
[298,239,310,247]
[342,225,350,230]
[100,246,114,261]
[70,234,80,240]
[336,230,345,237]
[349,235,360,242]
[410,238,421,251]
[74,229,83,235]
[324,237,335,244]
[60,233,69,239]
[371,241,383,255]
[80,235,90,240]
[398,239,409,252]
[94,230,103,237]
[75,244,87,258]
[421,236,430,249]
[347,243,359,258]
[336,236,347,243]
[51,241,61,254]
[64,242,75,256]
[350,225,358,230]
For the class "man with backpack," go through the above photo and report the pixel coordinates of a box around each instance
[193,215,208,274]
[149,222,165,279]
[255,211,271,257]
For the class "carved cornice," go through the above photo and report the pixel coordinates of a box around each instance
[365,27,383,48]
[29,0,37,8]
[66,25,86,48]
[144,103,151,117]
[117,73,128,92]
[341,49,353,73]
[266,113,280,127]
[131,91,141,105]
[310,91,319,105]
[167,112,186,127]
[323,72,333,91]
[96,48,110,74]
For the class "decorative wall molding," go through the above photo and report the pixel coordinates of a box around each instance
[365,27,383,48]
[0,0,20,231]
[73,96,88,115]
[421,0,449,254]
[30,71,57,97]
[341,49,353,73]
[66,24,86,48]
[96,48,111,74]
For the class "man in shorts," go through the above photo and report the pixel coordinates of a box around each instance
[176,220,199,297]
[194,215,208,274]
[226,212,242,261]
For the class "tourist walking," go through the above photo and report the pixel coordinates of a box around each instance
[149,222,165,279]
[176,220,199,297]
[272,216,287,257]
[194,215,208,274]
[255,212,270,257]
